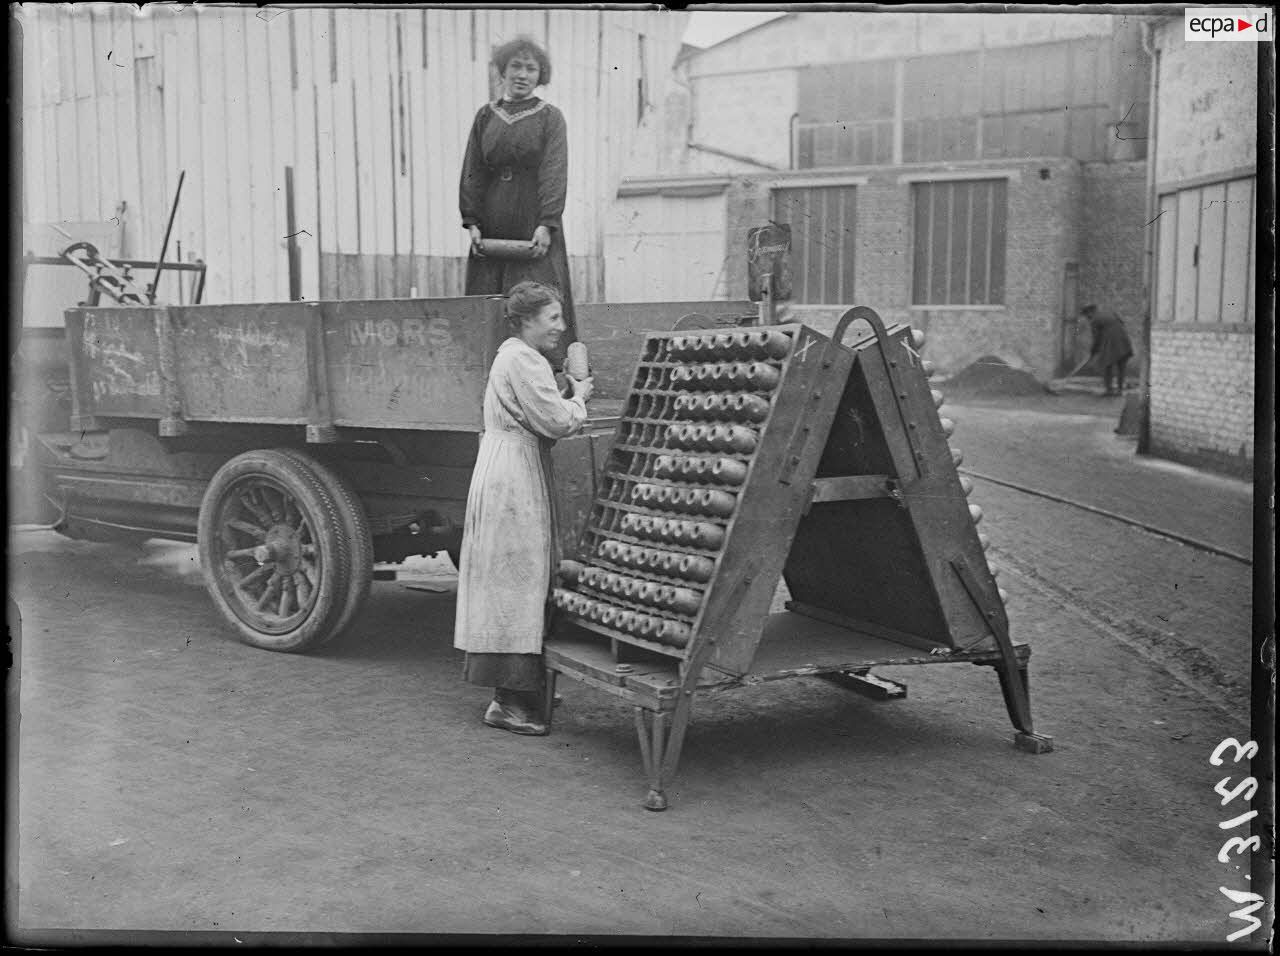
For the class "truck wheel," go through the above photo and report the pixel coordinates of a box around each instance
[273,448,374,644]
[197,450,353,652]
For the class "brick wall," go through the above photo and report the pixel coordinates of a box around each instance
[1148,327,1255,478]
[1080,160,1148,353]
[724,157,1088,379]
[1145,23,1257,479]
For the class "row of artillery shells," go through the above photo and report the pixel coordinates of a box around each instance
[597,540,715,583]
[630,483,737,517]
[551,588,692,648]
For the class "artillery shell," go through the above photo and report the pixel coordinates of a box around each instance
[653,455,677,478]
[959,476,974,496]
[732,393,770,423]
[689,522,726,550]
[620,513,640,534]
[566,342,590,381]
[931,389,945,408]
[968,503,983,525]
[632,614,658,638]
[710,458,748,485]
[998,587,1010,605]
[558,560,585,585]
[653,585,675,608]
[911,328,926,348]
[754,329,793,359]
[599,605,619,627]
[695,489,737,518]
[677,554,715,582]
[951,447,963,467]
[665,587,702,616]
[939,417,956,437]
[743,362,780,390]
[722,425,758,454]
[712,332,734,353]
[978,532,991,550]
[653,620,692,648]
[615,610,637,633]
[704,424,728,451]
[922,360,937,377]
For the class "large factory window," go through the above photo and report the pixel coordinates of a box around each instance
[1155,175,1256,325]
[911,179,1007,307]
[795,61,894,169]
[772,186,857,305]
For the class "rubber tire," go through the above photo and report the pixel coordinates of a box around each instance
[273,448,374,645]
[197,449,353,652]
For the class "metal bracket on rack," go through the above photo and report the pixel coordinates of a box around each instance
[833,306,928,481]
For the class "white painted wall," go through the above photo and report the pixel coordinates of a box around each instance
[604,192,728,301]
[15,5,689,303]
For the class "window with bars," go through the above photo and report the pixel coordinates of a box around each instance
[772,186,857,305]
[1155,175,1256,325]
[911,179,1007,306]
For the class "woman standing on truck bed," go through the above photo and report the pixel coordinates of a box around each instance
[453,281,594,735]
[460,35,578,366]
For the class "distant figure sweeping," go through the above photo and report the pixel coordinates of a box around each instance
[459,35,578,369]
[1081,304,1134,397]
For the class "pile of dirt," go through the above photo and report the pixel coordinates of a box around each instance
[940,355,1051,397]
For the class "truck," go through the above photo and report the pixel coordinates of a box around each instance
[11,243,757,651]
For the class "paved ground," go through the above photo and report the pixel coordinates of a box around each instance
[7,390,1263,944]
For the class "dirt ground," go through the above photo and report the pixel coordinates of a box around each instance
[6,394,1263,944]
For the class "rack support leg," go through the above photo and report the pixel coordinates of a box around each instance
[634,707,670,811]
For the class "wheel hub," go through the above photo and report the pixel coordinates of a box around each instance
[262,524,301,573]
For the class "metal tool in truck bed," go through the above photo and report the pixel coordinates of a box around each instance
[544,307,1054,810]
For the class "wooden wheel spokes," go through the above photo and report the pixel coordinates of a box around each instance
[216,477,323,630]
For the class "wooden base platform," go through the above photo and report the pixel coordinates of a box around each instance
[543,610,1052,810]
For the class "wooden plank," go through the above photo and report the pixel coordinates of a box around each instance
[809,475,898,504]
[352,14,377,290]
[55,99,78,220]
[1154,193,1178,323]
[310,12,337,279]
[223,10,256,303]
[73,9,95,100]
[22,107,46,227]
[290,10,320,299]
[332,15,359,268]
[368,11,395,268]
[191,9,226,301]
[261,7,293,301]
[75,96,102,221]
[171,24,203,287]
[41,79,61,225]
[1196,182,1227,323]
[406,10,429,265]
[1174,188,1200,323]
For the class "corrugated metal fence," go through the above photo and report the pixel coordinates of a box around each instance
[17,5,687,304]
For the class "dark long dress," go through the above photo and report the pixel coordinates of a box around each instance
[460,97,578,367]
